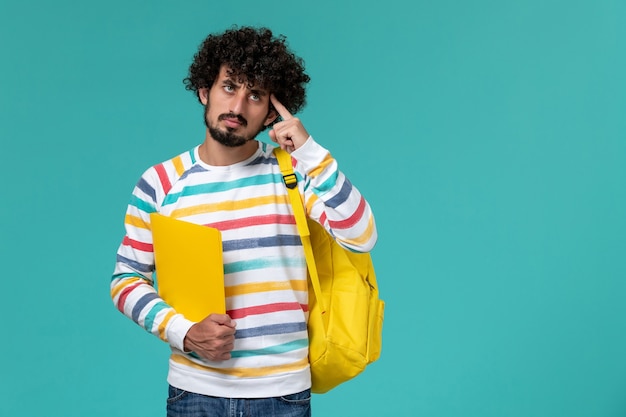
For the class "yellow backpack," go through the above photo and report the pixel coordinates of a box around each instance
[274,148,385,393]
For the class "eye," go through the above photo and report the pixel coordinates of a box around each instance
[250,94,261,102]
[223,83,235,93]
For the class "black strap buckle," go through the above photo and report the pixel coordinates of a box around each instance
[283,173,298,189]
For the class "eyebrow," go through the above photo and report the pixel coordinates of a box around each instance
[223,77,269,96]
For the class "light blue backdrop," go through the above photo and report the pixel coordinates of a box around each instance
[1,0,625,416]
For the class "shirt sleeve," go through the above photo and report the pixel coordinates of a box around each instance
[110,166,194,351]
[290,136,378,253]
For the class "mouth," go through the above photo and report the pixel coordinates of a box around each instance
[219,113,247,129]
[223,118,242,129]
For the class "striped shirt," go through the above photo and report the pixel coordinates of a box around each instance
[111,137,377,398]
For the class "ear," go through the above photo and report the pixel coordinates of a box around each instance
[198,88,209,105]
[264,108,279,126]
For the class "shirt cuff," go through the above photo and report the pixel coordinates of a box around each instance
[290,136,331,175]
[165,314,195,351]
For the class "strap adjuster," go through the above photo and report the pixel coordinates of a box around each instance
[283,173,298,189]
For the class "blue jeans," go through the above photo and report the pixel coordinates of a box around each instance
[166,385,311,417]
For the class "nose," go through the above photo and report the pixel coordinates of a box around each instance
[230,89,247,114]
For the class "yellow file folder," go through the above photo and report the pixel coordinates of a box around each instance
[150,213,226,321]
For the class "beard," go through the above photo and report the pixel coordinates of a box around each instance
[204,104,264,148]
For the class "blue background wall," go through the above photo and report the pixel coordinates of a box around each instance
[1,0,625,415]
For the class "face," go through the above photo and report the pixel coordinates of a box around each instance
[200,66,277,147]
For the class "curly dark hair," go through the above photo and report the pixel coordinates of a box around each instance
[183,26,310,115]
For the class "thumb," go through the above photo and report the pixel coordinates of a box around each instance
[268,128,277,143]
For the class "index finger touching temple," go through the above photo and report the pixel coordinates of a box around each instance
[270,94,293,120]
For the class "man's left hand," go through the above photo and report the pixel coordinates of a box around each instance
[268,94,310,153]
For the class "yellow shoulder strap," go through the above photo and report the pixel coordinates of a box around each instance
[274,147,326,314]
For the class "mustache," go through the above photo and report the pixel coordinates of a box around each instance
[218,113,247,127]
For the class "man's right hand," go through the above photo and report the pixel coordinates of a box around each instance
[183,313,237,361]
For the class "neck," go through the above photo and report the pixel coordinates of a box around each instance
[198,133,259,166]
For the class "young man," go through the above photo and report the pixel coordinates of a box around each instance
[111,26,377,417]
